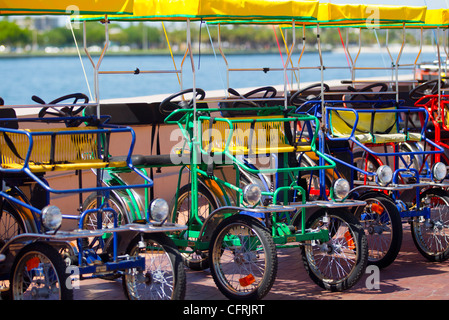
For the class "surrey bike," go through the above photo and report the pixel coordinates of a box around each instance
[293,82,449,268]
[0,94,186,300]
[163,86,368,298]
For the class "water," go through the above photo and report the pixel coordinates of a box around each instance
[0,50,439,105]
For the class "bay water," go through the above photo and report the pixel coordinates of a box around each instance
[0,50,439,105]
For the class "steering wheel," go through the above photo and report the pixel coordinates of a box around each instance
[228,86,277,107]
[34,93,89,118]
[409,79,446,100]
[289,83,330,106]
[345,82,388,101]
[159,88,206,115]
[33,93,89,127]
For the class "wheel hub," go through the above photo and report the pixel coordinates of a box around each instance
[136,270,154,286]
[367,223,390,235]
[319,243,341,255]
[433,220,444,231]
[31,285,52,299]
[234,252,257,265]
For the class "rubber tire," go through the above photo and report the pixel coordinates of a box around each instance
[209,214,278,300]
[411,188,449,262]
[11,242,73,300]
[354,192,402,269]
[123,232,186,300]
[301,208,368,292]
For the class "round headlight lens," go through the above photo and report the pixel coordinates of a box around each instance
[376,165,393,186]
[41,205,62,231]
[333,178,350,200]
[149,198,169,223]
[432,162,447,182]
[243,184,262,206]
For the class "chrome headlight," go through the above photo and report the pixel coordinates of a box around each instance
[376,165,393,186]
[243,183,262,206]
[149,198,169,224]
[41,205,62,231]
[333,178,350,200]
[431,162,447,182]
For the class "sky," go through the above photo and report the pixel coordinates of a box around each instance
[328,0,448,9]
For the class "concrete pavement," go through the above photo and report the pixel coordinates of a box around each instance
[73,224,449,301]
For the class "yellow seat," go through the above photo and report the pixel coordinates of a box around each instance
[329,108,421,144]
[0,126,128,172]
[201,116,311,155]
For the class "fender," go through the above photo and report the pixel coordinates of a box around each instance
[197,206,262,243]
[197,175,233,207]
[3,187,39,234]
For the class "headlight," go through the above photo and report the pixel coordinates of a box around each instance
[243,184,262,206]
[149,198,169,224]
[333,178,350,200]
[376,165,393,186]
[431,162,447,182]
[41,205,62,231]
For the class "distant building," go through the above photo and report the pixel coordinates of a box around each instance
[14,16,60,31]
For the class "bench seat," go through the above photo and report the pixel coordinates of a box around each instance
[0,126,128,172]
[329,108,422,144]
[201,115,311,155]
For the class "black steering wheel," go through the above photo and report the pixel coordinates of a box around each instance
[219,86,277,117]
[159,88,206,115]
[345,82,388,101]
[289,83,330,107]
[409,79,446,100]
[33,93,89,127]
[34,93,89,117]
[228,86,277,107]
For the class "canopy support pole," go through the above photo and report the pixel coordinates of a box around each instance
[217,24,229,96]
[83,17,109,117]
[283,20,296,109]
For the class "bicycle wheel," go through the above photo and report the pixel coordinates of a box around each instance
[122,232,186,300]
[0,202,26,298]
[301,208,368,291]
[0,202,26,243]
[169,183,217,270]
[353,150,380,182]
[298,156,332,201]
[209,214,277,300]
[82,192,129,262]
[411,188,449,262]
[82,192,129,230]
[11,242,73,300]
[354,192,402,269]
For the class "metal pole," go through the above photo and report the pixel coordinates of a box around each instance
[186,19,198,220]
[283,20,296,109]
[217,24,230,97]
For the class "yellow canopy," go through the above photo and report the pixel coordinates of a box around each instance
[316,4,439,29]
[209,3,427,27]
[376,8,449,29]
[318,3,426,26]
[422,8,449,27]
[0,0,134,15]
[75,0,319,22]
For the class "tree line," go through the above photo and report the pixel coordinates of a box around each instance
[0,18,430,53]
